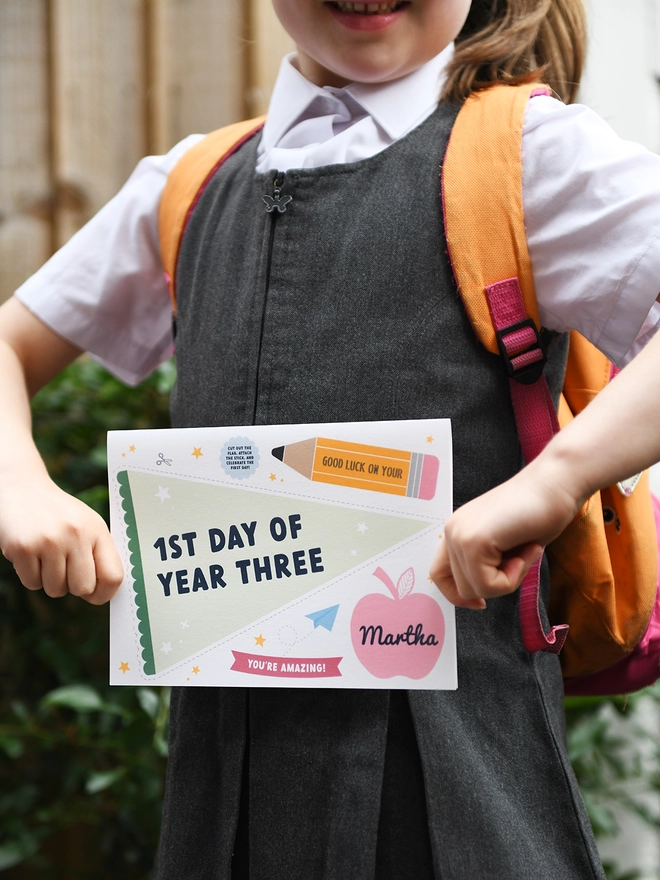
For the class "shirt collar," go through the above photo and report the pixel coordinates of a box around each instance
[260,43,454,153]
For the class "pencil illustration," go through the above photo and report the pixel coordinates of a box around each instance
[271,437,439,500]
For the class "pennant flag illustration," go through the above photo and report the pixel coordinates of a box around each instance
[117,470,433,676]
[306,605,340,632]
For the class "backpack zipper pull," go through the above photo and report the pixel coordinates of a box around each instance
[262,175,292,213]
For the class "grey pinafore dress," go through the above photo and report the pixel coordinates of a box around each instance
[154,102,606,880]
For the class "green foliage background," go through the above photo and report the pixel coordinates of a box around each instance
[0,361,173,879]
[0,359,659,879]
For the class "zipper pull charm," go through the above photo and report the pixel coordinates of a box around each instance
[262,178,292,213]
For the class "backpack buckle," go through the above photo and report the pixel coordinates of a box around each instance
[495,318,547,385]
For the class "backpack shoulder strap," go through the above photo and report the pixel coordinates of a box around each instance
[159,116,266,309]
[443,83,617,416]
[442,82,547,354]
[443,82,570,655]
[443,81,561,458]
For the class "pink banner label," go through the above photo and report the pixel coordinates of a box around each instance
[231,651,342,678]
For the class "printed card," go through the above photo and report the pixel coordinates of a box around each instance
[108,419,456,689]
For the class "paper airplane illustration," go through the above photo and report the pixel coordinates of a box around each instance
[306,605,340,632]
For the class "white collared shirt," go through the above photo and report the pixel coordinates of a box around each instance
[15,49,660,385]
[256,48,451,172]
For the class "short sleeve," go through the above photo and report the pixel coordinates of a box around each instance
[522,96,660,366]
[15,133,205,386]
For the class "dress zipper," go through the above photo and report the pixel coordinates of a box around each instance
[253,173,292,423]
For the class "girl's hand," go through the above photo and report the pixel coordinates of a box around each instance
[0,473,124,605]
[430,316,660,610]
[429,464,581,610]
[0,299,122,605]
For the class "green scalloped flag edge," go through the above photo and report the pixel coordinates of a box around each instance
[117,470,155,676]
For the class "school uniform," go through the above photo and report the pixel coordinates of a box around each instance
[15,47,660,880]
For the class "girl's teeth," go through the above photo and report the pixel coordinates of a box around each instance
[335,1,402,13]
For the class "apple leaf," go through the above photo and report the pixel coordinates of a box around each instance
[397,567,415,599]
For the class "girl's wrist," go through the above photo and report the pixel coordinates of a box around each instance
[525,434,595,517]
[0,460,52,490]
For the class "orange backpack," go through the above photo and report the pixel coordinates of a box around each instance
[158,85,660,693]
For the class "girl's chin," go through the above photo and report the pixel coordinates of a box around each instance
[306,55,415,88]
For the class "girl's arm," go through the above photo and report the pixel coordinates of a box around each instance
[430,327,660,610]
[0,297,124,604]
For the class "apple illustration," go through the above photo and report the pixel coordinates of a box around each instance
[350,566,445,680]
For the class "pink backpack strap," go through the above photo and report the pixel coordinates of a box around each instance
[485,278,569,654]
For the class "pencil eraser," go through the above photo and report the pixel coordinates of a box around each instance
[419,455,439,500]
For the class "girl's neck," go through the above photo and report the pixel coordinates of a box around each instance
[294,49,355,88]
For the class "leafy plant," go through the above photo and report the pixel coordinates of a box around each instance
[566,688,660,880]
[0,358,173,879]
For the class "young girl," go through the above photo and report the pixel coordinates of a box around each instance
[2,0,660,877]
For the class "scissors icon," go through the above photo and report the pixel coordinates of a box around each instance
[156,452,172,466]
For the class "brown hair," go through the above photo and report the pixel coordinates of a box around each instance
[443,0,587,104]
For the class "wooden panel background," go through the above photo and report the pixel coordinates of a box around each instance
[0,1,52,300]
[0,0,293,301]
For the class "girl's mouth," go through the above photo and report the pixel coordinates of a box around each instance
[328,2,406,12]
[325,1,408,29]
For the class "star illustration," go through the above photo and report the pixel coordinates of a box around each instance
[254,633,266,647]
[269,473,277,482]
[351,549,357,556]
[155,486,170,503]
[426,435,434,444]
[192,666,200,675]
[129,445,136,452]
[357,522,368,535]
[118,661,130,673]
[121,452,126,457]
[180,620,189,629]
[191,447,203,460]
[161,642,172,655]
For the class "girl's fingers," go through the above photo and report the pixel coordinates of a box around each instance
[63,528,123,605]
[3,517,123,605]
[430,540,487,610]
[0,481,122,604]
[85,535,124,605]
[39,550,69,598]
[430,534,544,610]
[501,543,544,587]
[10,551,43,592]
[496,554,528,591]
[65,544,98,600]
